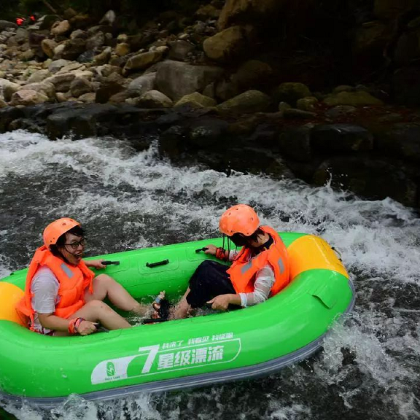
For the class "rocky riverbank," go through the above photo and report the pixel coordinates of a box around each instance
[0,0,420,207]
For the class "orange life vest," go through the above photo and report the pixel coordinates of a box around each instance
[227,226,290,296]
[16,246,94,331]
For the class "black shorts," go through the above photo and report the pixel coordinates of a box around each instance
[186,260,236,308]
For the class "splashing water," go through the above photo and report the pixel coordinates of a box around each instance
[0,131,419,420]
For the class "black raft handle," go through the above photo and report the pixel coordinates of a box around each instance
[146,259,169,268]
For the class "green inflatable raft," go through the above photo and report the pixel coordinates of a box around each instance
[0,232,354,406]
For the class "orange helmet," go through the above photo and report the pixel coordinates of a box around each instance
[219,204,260,236]
[43,218,80,248]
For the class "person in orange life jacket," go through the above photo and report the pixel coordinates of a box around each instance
[169,204,290,320]
[16,218,147,336]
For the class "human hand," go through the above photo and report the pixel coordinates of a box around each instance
[204,245,217,256]
[87,259,106,269]
[207,294,232,311]
[77,320,98,336]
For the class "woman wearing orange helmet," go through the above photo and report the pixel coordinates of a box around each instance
[169,204,290,319]
[16,218,146,336]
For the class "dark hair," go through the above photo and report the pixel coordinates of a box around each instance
[229,227,263,247]
[50,225,85,257]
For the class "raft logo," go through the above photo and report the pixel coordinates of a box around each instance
[91,334,241,385]
[107,362,115,377]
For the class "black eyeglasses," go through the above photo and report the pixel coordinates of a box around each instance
[64,239,86,250]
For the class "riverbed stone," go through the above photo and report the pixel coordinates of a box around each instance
[155,60,224,101]
[44,73,76,92]
[278,126,313,162]
[24,82,56,100]
[135,90,173,108]
[0,79,21,101]
[123,51,163,73]
[168,40,195,61]
[231,60,272,90]
[217,90,271,115]
[70,77,92,97]
[10,89,49,106]
[51,20,71,37]
[41,39,57,58]
[27,69,51,83]
[48,59,70,73]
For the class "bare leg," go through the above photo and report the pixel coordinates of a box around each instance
[70,300,131,331]
[85,274,147,316]
[170,287,193,320]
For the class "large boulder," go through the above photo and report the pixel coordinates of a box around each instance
[127,72,156,96]
[203,26,248,63]
[373,0,420,20]
[155,60,224,101]
[123,51,163,73]
[311,124,374,152]
[323,91,384,107]
[218,0,287,30]
[217,90,271,115]
[392,65,420,106]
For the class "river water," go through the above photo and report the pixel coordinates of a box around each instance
[0,130,419,420]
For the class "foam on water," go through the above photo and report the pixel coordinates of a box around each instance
[0,131,419,420]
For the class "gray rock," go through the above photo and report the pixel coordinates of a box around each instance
[70,77,92,97]
[127,72,156,96]
[135,90,173,108]
[156,60,223,101]
[48,59,71,73]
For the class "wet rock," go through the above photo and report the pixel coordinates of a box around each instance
[175,92,217,108]
[135,90,173,108]
[376,123,420,163]
[323,91,383,107]
[273,82,312,107]
[217,90,271,115]
[156,60,224,101]
[203,26,248,62]
[312,124,373,152]
[278,126,313,162]
[313,156,417,207]
[159,125,188,158]
[123,51,163,73]
[0,106,25,131]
